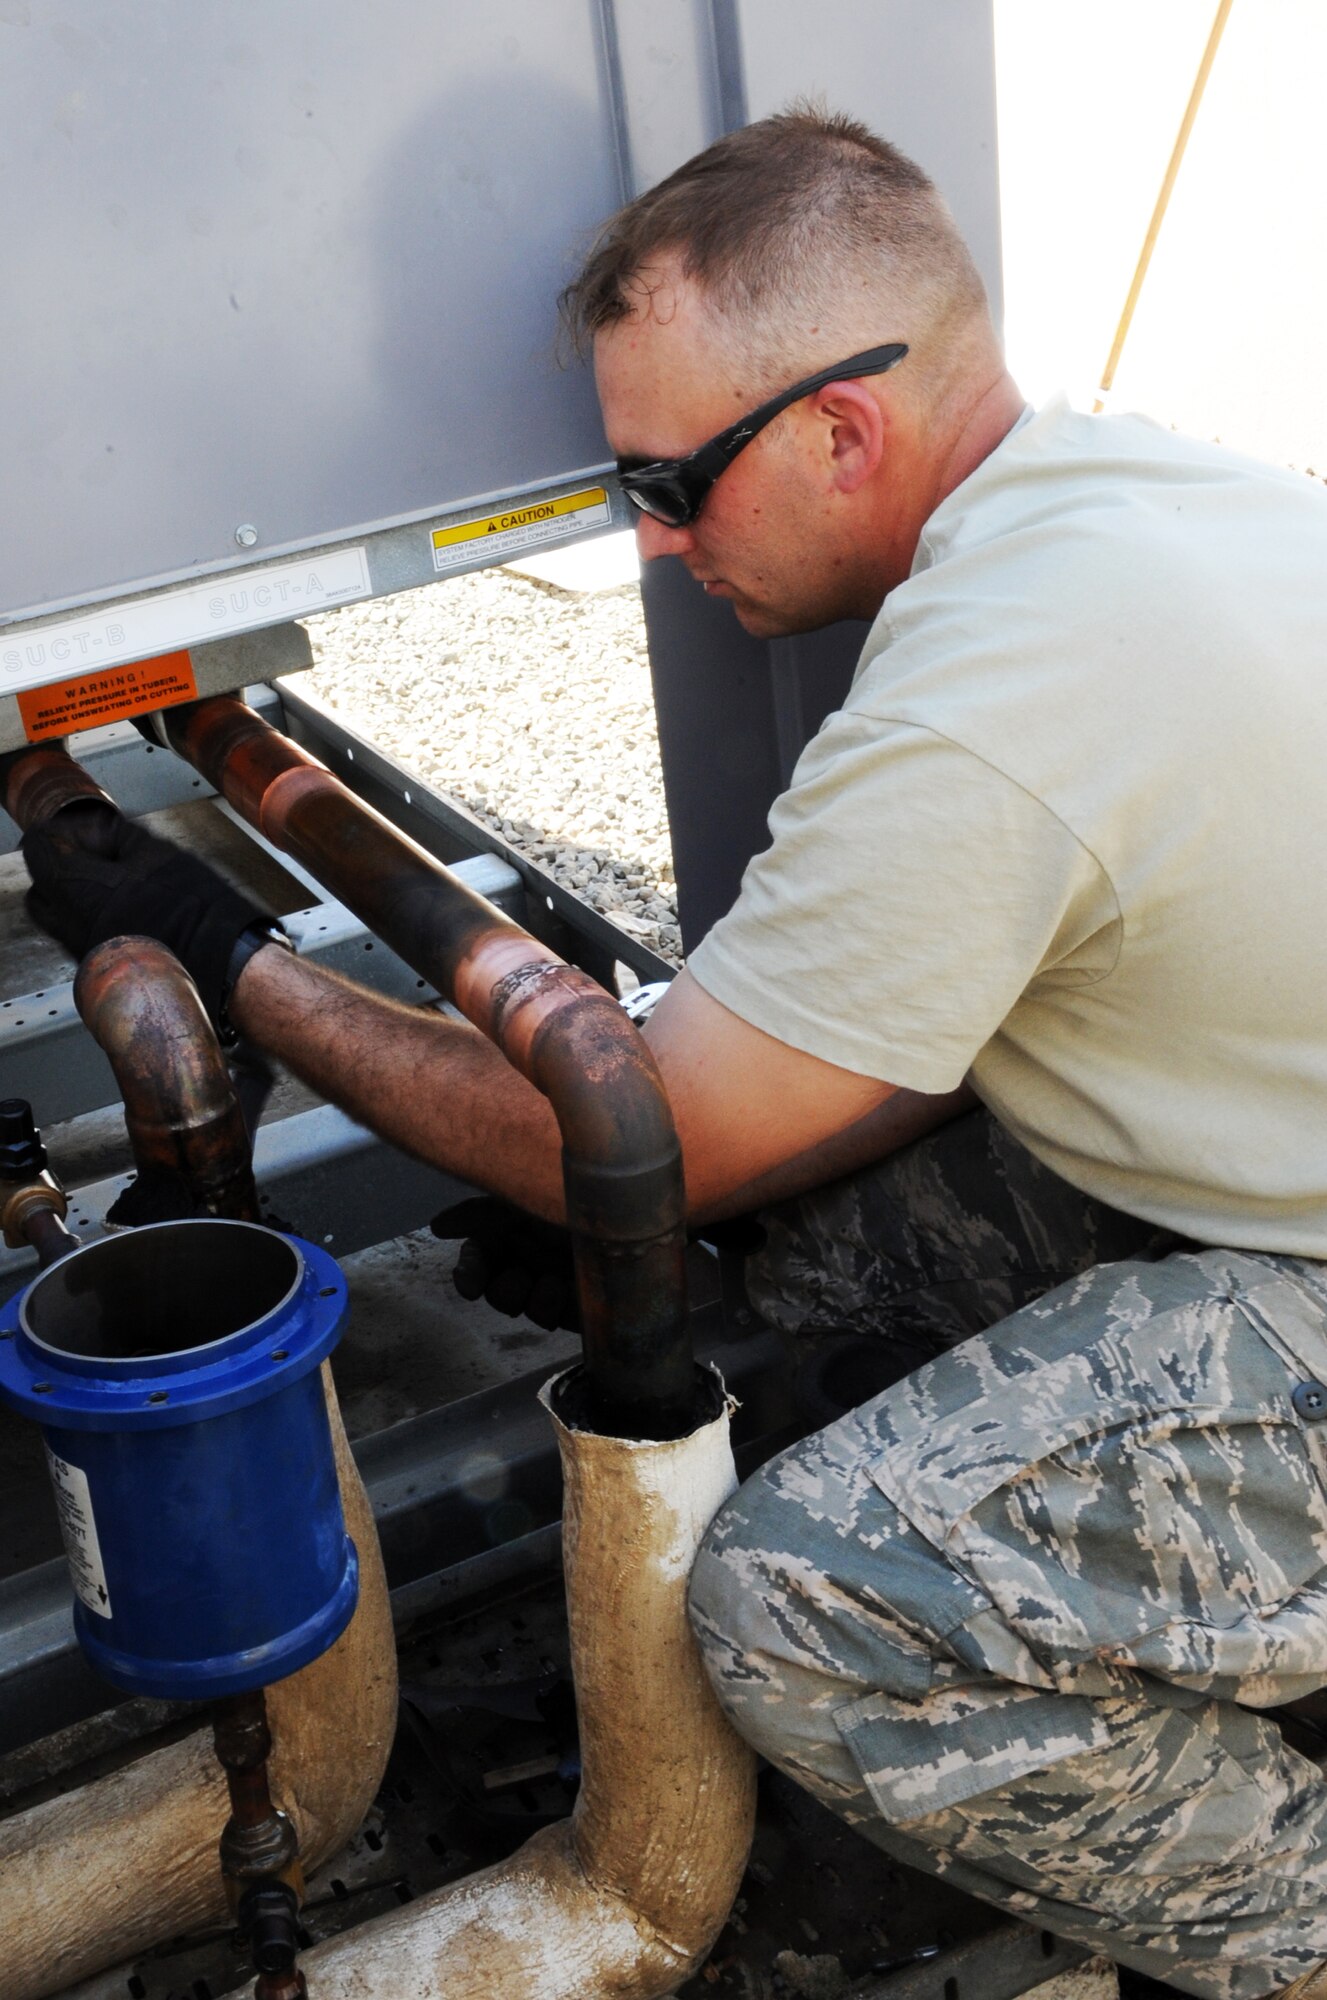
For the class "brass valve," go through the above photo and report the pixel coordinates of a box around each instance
[0,1099,73,1258]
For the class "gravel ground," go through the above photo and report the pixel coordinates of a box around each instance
[302,564,683,965]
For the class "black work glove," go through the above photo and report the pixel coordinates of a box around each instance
[431,1196,581,1333]
[21,802,280,1030]
[430,1199,768,1335]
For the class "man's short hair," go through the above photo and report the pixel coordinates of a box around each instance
[561,104,989,382]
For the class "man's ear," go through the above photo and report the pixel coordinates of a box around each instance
[809,379,886,494]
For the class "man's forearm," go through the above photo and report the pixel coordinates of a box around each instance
[692,1079,979,1221]
[231,944,568,1220]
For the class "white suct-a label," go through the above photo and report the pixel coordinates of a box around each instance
[44,1447,113,1619]
[431,486,611,572]
[1,547,372,695]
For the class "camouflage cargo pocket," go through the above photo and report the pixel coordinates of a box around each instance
[864,1250,1327,1697]
[834,1675,1116,1821]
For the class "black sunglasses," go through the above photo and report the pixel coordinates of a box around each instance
[615,341,909,528]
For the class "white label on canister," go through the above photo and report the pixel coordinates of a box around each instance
[44,1447,113,1619]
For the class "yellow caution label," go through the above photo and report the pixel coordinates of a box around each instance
[431,486,611,571]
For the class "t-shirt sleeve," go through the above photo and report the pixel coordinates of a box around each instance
[685,715,1119,1093]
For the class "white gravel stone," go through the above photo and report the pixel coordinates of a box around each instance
[300,563,681,966]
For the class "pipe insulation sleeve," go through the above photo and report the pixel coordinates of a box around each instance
[221,1365,757,1998]
[0,1365,397,2000]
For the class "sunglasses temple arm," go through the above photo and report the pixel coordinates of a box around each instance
[704,345,909,472]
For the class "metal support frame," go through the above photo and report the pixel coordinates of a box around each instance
[857,1923,1090,2000]
[0,1105,474,1304]
[274,678,676,988]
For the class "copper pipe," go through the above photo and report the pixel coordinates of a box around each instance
[74,938,261,1223]
[0,741,115,829]
[17,1203,78,1268]
[163,696,693,1439]
[2,744,258,1220]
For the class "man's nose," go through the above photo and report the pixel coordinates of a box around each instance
[634,512,695,563]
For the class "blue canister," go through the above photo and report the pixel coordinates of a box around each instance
[0,1218,357,1701]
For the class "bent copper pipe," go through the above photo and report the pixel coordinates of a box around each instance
[160,696,692,1439]
[2,744,261,1226]
[74,938,262,1224]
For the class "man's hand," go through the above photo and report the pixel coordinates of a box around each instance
[431,1196,580,1331]
[430,1194,769,1335]
[21,802,281,1029]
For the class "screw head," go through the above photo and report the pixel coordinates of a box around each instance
[234,523,258,548]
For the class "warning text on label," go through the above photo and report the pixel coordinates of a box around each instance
[18,650,199,743]
[45,1447,113,1619]
[431,487,611,572]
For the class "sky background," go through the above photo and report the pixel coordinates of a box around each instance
[994,0,1327,471]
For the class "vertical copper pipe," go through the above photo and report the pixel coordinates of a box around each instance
[163,696,693,1439]
[73,939,261,1224]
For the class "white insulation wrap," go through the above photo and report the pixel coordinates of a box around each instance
[235,1369,758,1998]
[0,1364,397,2000]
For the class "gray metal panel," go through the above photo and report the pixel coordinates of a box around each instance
[2,1,644,622]
[608,0,745,194]
[733,0,1003,322]
[637,0,1002,947]
[0,478,637,697]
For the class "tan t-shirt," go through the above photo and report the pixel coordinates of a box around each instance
[688,398,1327,1254]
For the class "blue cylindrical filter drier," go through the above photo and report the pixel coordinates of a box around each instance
[0,1218,357,1701]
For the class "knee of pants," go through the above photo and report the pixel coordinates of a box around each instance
[684,1464,842,1762]
[685,1447,937,1759]
[686,1466,955,1815]
[687,1485,767,1708]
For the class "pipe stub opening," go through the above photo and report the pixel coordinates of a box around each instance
[550,1359,727,1440]
[20,1218,301,1364]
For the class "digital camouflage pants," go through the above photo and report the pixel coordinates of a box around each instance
[690,1110,1327,1998]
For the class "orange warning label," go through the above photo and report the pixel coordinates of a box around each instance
[16,651,198,744]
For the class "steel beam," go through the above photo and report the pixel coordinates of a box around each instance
[275,678,676,988]
[856,1922,1091,2000]
[0,1103,475,1304]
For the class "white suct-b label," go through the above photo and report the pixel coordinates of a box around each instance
[0,547,372,695]
[45,1447,113,1618]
